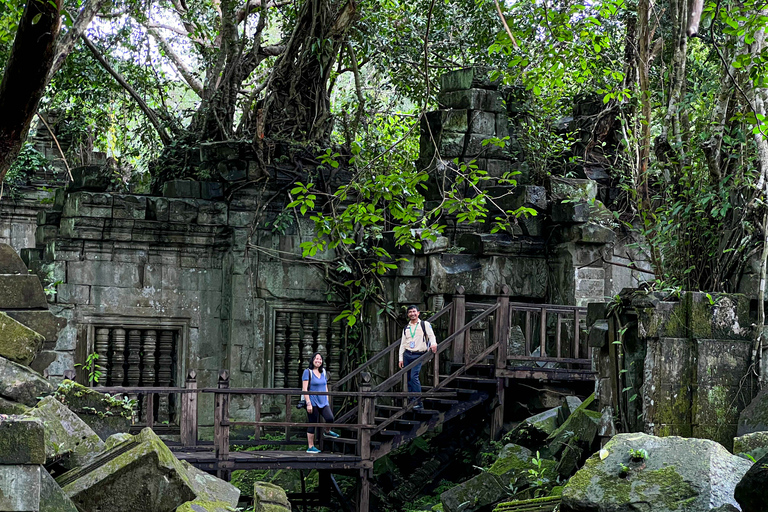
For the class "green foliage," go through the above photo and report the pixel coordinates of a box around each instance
[75,353,103,385]
[2,142,52,197]
[628,448,648,461]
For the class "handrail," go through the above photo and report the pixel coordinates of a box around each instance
[373,303,499,392]
[332,302,453,390]
[371,341,501,436]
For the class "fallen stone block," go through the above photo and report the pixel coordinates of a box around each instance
[0,415,46,464]
[0,274,48,309]
[557,396,583,425]
[738,386,768,436]
[561,433,752,512]
[181,460,240,505]
[0,465,41,511]
[253,482,291,512]
[0,355,55,406]
[0,311,46,365]
[40,469,79,512]
[54,380,133,440]
[6,310,67,343]
[57,428,239,512]
[0,243,29,274]
[0,395,31,415]
[177,500,235,512]
[104,432,133,450]
[735,451,768,512]
[545,394,600,459]
[24,396,104,470]
[733,431,768,462]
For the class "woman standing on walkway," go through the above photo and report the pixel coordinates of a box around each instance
[302,352,339,453]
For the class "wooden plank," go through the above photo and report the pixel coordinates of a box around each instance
[496,368,597,381]
[539,307,547,357]
[145,393,154,430]
[556,313,562,358]
[502,355,591,364]
[525,311,531,353]
[284,394,292,441]
[452,289,466,364]
[574,313,580,358]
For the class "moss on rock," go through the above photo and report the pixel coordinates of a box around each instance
[0,311,45,365]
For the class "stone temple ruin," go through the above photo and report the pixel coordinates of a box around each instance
[4,67,768,511]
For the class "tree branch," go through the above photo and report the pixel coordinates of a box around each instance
[49,0,111,80]
[146,26,205,96]
[0,0,62,181]
[81,36,172,145]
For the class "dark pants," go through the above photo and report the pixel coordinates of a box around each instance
[403,350,425,401]
[307,404,334,435]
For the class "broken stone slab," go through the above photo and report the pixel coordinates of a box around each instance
[0,415,46,464]
[588,319,609,349]
[0,274,48,309]
[24,396,105,470]
[180,460,240,506]
[0,243,29,274]
[0,395,31,415]
[440,443,557,512]
[735,451,768,512]
[440,67,501,93]
[0,311,46,365]
[163,179,201,199]
[0,355,55,406]
[57,428,239,512]
[560,433,752,512]
[40,469,79,512]
[548,177,597,202]
[54,380,133,440]
[104,432,133,450]
[557,396,583,425]
[176,500,235,512]
[253,482,291,512]
[437,88,506,113]
[5,310,67,343]
[733,431,768,462]
[69,166,110,192]
[738,384,768,436]
[545,394,600,459]
[0,465,41,511]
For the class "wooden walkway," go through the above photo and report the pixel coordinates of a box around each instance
[93,285,594,511]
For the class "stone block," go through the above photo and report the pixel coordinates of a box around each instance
[0,396,31,415]
[37,210,62,226]
[147,197,170,221]
[397,256,428,277]
[423,109,469,134]
[169,199,200,224]
[20,248,43,269]
[54,382,132,440]
[439,67,501,93]
[0,274,48,308]
[485,158,517,180]
[25,396,105,469]
[68,260,140,288]
[468,110,497,134]
[569,222,616,244]
[733,431,768,461]
[504,185,547,212]
[200,182,224,201]
[438,89,505,113]
[217,160,247,182]
[0,356,55,405]
[0,416,46,464]
[738,386,768,436]
[549,177,597,201]
[0,243,29,274]
[465,133,505,157]
[0,311,45,365]
[428,254,547,298]
[551,200,590,223]
[29,351,57,376]
[588,320,608,348]
[59,217,105,240]
[62,193,113,218]
[40,469,79,512]
[0,465,41,511]
[70,166,109,192]
[57,428,239,512]
[197,202,228,225]
[112,195,147,220]
[397,277,422,304]
[253,482,291,512]
[495,113,512,138]
[56,284,90,305]
[35,225,59,251]
[163,180,201,199]
[457,233,520,255]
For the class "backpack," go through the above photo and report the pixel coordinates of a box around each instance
[403,320,432,347]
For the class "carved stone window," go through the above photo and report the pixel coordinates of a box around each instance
[82,318,187,424]
[270,309,343,389]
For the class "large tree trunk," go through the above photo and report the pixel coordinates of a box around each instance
[259,0,357,143]
[0,0,63,181]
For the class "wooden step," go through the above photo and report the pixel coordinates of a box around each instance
[374,417,420,432]
[438,375,499,385]
[375,405,439,418]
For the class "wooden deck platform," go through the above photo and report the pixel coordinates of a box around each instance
[172,448,367,471]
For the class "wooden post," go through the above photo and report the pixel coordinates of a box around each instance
[181,370,198,447]
[556,313,563,358]
[253,393,262,443]
[357,372,373,461]
[285,394,293,444]
[214,370,230,481]
[539,307,547,357]
[452,285,466,364]
[492,286,510,440]
[574,311,581,358]
[358,468,371,512]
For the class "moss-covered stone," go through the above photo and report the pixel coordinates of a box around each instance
[0,415,45,464]
[735,451,768,512]
[176,499,236,512]
[738,386,768,437]
[733,431,768,461]
[54,380,133,440]
[0,395,30,415]
[57,428,239,512]
[104,432,133,450]
[24,396,105,470]
[253,481,291,512]
[0,311,45,365]
[561,433,752,512]
[40,468,79,512]
[0,355,55,406]
[545,394,599,459]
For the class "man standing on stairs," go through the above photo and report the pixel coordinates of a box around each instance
[399,305,438,409]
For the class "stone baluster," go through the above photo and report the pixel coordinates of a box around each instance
[141,330,157,421]
[330,320,342,378]
[127,329,142,418]
[111,328,126,386]
[288,313,302,387]
[158,330,175,422]
[317,313,330,371]
[95,328,110,385]
[302,315,315,369]
[274,313,287,388]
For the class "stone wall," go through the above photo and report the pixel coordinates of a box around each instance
[589,291,758,448]
[0,67,655,424]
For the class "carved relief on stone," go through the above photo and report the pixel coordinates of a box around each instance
[288,313,302,388]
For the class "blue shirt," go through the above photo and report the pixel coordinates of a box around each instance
[302,368,329,408]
